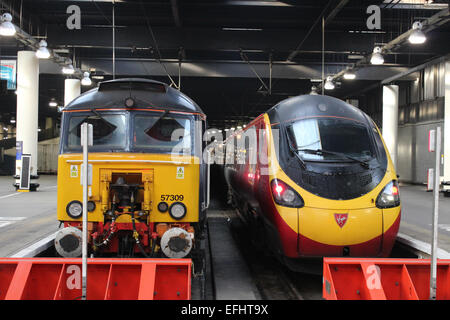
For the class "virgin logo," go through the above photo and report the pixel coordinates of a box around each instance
[334,213,348,228]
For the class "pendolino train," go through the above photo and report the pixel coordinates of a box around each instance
[54,78,208,267]
[224,94,401,270]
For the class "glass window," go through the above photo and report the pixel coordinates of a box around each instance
[66,113,126,151]
[133,114,192,155]
[287,118,374,161]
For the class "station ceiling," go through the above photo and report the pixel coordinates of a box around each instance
[0,0,449,129]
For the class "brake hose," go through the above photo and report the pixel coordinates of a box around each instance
[130,193,151,258]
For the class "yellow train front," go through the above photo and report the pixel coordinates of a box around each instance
[225,95,401,270]
[55,78,207,266]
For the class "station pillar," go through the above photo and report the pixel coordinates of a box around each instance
[65,79,81,106]
[15,51,39,190]
[444,61,450,194]
[382,84,399,170]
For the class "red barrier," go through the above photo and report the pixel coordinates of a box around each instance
[323,258,450,300]
[0,258,191,300]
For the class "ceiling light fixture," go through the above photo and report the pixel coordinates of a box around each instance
[408,21,426,44]
[370,46,384,65]
[0,13,16,36]
[324,77,335,90]
[81,72,92,86]
[36,40,50,59]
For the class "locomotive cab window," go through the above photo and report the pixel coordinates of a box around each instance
[65,113,127,151]
[133,113,193,155]
[287,117,374,161]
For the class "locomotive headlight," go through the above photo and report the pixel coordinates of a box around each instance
[158,201,169,213]
[376,180,400,209]
[66,200,83,219]
[169,202,187,220]
[271,179,304,208]
[66,200,95,219]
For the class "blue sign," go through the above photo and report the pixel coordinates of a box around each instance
[16,141,22,160]
[0,60,16,90]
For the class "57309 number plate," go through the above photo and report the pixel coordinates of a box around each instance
[160,194,184,201]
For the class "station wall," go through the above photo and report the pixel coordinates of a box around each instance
[397,120,444,184]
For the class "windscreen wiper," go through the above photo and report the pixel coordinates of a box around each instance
[285,131,306,169]
[89,108,116,130]
[144,109,169,134]
[297,148,370,169]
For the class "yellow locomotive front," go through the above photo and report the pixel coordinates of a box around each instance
[54,79,207,265]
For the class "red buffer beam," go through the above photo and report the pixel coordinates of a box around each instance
[323,258,450,300]
[0,258,192,300]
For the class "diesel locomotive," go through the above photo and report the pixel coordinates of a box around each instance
[225,95,401,270]
[54,78,208,267]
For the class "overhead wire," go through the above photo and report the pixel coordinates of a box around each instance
[138,0,179,88]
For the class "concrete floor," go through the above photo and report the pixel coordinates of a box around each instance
[0,175,58,257]
[399,183,450,253]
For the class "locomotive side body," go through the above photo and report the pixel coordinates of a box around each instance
[225,95,400,267]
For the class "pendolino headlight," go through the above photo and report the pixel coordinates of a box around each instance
[271,179,304,208]
[169,202,187,220]
[66,200,83,219]
[376,180,400,209]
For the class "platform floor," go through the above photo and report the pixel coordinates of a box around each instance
[0,175,58,257]
[399,183,450,254]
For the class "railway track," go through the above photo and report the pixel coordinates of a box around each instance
[227,212,322,300]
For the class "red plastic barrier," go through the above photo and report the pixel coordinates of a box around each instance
[0,258,191,300]
[323,258,450,300]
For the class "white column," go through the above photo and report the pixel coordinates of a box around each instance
[444,61,450,190]
[65,79,81,107]
[16,51,39,177]
[382,85,399,170]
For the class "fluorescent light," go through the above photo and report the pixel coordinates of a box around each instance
[0,13,16,36]
[343,72,356,80]
[49,100,58,107]
[222,27,262,31]
[370,46,384,65]
[62,64,75,74]
[408,21,426,44]
[36,40,50,59]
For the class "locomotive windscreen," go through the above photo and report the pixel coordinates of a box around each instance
[66,113,126,151]
[134,114,192,155]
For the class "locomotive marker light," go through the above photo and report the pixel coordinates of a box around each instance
[429,127,441,300]
[80,123,93,300]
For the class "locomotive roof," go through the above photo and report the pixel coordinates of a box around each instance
[64,78,205,115]
[267,94,369,125]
